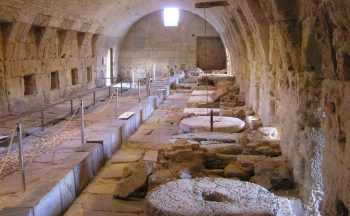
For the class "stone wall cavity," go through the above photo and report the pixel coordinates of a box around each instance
[0,22,118,115]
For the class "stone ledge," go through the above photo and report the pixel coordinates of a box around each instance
[0,95,164,216]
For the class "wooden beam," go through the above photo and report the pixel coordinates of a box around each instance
[195,1,229,8]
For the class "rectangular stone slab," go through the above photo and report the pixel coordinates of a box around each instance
[110,149,144,164]
[118,112,135,120]
[183,108,220,116]
[143,150,159,162]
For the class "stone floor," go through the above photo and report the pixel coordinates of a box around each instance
[0,88,146,179]
[64,87,302,216]
[0,88,147,203]
[0,88,111,135]
[64,92,190,216]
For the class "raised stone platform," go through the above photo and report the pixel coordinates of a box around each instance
[146,178,298,216]
[187,95,217,108]
[183,108,220,116]
[179,116,245,133]
[0,95,164,216]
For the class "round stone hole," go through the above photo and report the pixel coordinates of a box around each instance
[202,191,232,203]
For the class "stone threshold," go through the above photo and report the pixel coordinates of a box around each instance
[0,93,166,216]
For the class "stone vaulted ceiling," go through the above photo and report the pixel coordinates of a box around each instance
[0,0,276,73]
[0,0,226,39]
[1,0,350,215]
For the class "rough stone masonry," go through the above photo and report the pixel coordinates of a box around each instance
[0,1,349,215]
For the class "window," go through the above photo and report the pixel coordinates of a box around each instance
[71,68,79,85]
[50,71,60,90]
[23,74,37,95]
[87,67,92,83]
[163,8,180,27]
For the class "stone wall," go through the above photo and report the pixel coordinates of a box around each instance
[222,1,350,215]
[119,10,223,80]
[0,0,349,214]
[0,22,118,115]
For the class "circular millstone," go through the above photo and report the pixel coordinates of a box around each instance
[146,178,296,216]
[187,95,217,107]
[183,108,220,116]
[191,90,217,96]
[179,116,245,133]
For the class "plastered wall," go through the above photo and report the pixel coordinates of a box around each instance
[119,10,224,80]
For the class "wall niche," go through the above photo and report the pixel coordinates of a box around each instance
[23,74,37,95]
[50,71,60,90]
[71,68,79,85]
[87,67,92,83]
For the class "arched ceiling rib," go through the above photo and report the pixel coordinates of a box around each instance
[0,0,228,38]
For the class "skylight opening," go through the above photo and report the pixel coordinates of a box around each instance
[163,7,180,27]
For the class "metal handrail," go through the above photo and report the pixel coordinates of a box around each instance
[0,86,113,122]
[0,75,161,125]
[0,76,159,182]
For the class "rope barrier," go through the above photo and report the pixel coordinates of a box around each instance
[0,108,81,179]
[0,85,137,179]
[0,128,16,176]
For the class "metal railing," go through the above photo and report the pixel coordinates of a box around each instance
[0,74,183,188]
[0,124,26,191]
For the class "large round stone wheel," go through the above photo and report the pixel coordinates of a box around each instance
[179,116,245,133]
[146,178,295,216]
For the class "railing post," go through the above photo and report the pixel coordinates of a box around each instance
[120,81,123,95]
[70,100,74,115]
[210,110,214,132]
[16,123,26,192]
[93,91,96,105]
[108,86,111,97]
[40,111,45,131]
[116,87,119,109]
[146,78,150,97]
[138,80,141,103]
[80,99,85,147]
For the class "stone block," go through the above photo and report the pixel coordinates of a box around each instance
[73,156,94,194]
[0,208,34,216]
[246,116,262,130]
[113,162,153,199]
[33,184,62,216]
[58,170,77,212]
[143,150,159,162]
[110,148,144,164]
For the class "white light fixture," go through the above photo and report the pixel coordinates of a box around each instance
[163,7,180,27]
